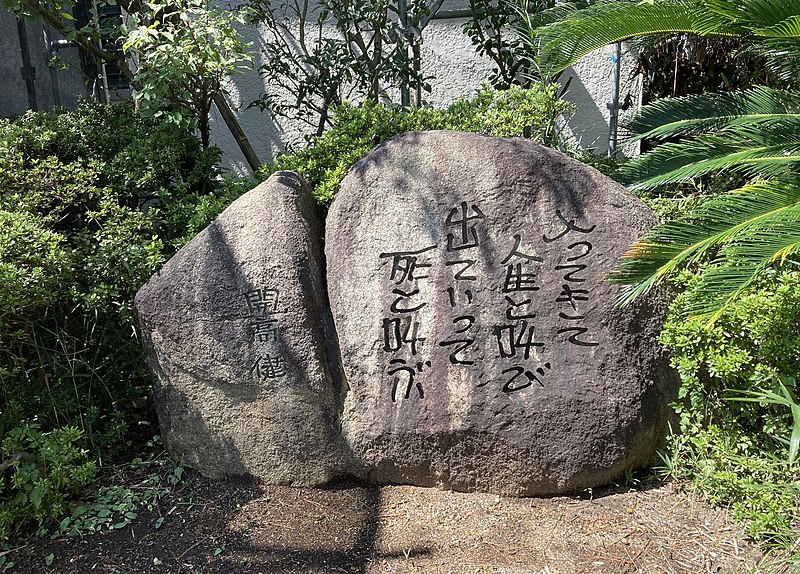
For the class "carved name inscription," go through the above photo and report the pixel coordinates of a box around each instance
[379,201,598,401]
[244,288,286,382]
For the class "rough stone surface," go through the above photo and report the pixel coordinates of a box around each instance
[135,172,347,485]
[326,131,677,496]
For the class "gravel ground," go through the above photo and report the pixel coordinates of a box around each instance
[6,470,774,574]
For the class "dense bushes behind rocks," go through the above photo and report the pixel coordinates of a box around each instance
[0,101,231,538]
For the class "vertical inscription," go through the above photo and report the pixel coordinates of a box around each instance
[376,202,601,402]
[493,234,547,394]
[245,288,286,382]
[379,246,436,402]
[439,202,485,368]
[545,210,599,347]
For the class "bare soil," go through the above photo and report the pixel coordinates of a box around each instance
[6,469,770,574]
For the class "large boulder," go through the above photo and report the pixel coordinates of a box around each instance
[326,131,677,495]
[135,172,347,485]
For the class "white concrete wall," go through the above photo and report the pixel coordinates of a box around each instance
[209,16,642,175]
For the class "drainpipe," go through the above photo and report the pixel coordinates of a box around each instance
[398,0,410,106]
[43,24,77,108]
[17,19,38,111]
[607,41,621,158]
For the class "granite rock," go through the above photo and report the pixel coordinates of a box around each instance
[135,172,346,485]
[325,131,677,495]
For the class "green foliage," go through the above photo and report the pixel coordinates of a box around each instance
[0,101,218,437]
[155,176,256,250]
[661,269,800,429]
[3,0,251,150]
[0,101,219,538]
[0,424,97,541]
[55,457,183,537]
[521,0,800,318]
[463,0,554,88]
[658,269,800,541]
[249,0,437,135]
[660,425,799,542]
[123,0,252,146]
[264,84,571,204]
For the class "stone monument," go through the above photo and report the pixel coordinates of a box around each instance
[135,172,347,485]
[325,131,676,495]
[136,133,677,495]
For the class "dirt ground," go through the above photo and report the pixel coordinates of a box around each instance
[5,469,779,574]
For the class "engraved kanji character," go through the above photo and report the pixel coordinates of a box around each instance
[554,263,588,283]
[390,288,427,313]
[504,295,536,320]
[543,210,596,243]
[379,245,436,283]
[445,259,477,281]
[556,284,590,310]
[556,311,598,346]
[382,317,426,355]
[500,234,544,264]
[566,241,593,261]
[494,321,543,360]
[244,288,279,317]
[556,326,599,347]
[388,358,431,402]
[446,202,485,251]
[250,354,286,380]
[438,315,476,365]
[252,318,278,342]
[503,263,541,293]
[446,287,474,307]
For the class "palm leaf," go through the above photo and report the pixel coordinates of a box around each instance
[528,0,736,73]
[616,129,800,189]
[609,180,800,313]
[679,213,800,317]
[628,87,800,140]
[703,0,800,34]
[727,377,800,465]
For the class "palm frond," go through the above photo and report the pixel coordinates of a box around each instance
[526,0,736,73]
[754,14,800,38]
[609,180,800,317]
[616,127,800,189]
[703,0,800,29]
[614,137,800,190]
[628,87,800,140]
[759,38,800,84]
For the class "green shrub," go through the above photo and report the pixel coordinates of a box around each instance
[0,99,220,417]
[264,84,572,204]
[658,269,800,542]
[0,424,97,540]
[0,101,222,538]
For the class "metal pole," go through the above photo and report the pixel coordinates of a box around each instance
[608,41,621,158]
[17,20,38,111]
[398,0,410,106]
[92,0,111,103]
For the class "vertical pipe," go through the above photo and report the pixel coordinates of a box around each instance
[42,26,62,108]
[413,41,421,107]
[608,41,621,158]
[92,0,111,103]
[398,0,410,106]
[17,19,38,111]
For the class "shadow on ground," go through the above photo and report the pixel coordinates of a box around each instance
[7,471,428,574]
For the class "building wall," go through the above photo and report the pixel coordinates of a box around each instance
[1,4,641,169]
[209,16,641,176]
[0,7,89,118]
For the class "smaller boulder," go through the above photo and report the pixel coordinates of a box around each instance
[135,172,346,485]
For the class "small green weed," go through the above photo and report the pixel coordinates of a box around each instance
[54,454,185,538]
